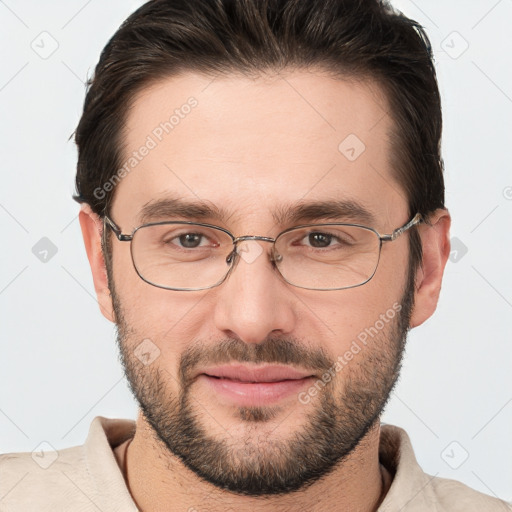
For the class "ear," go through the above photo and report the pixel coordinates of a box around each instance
[409,208,451,328]
[78,203,115,323]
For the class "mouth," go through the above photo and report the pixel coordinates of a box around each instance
[198,364,316,406]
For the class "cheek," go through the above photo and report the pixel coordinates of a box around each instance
[113,272,214,367]
[110,246,220,367]
[294,258,408,356]
[112,244,185,327]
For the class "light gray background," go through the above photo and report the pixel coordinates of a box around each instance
[1,0,511,502]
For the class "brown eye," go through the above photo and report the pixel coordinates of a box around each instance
[178,233,203,248]
[308,233,333,248]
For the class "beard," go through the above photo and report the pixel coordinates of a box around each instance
[109,264,415,497]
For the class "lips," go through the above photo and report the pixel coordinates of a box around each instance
[198,364,316,406]
[201,364,314,383]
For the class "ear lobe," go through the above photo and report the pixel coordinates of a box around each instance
[78,203,115,323]
[409,208,451,328]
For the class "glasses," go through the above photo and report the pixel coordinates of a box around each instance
[103,213,422,291]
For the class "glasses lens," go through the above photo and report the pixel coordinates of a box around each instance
[131,223,234,290]
[274,224,381,290]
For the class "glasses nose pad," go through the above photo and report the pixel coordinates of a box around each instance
[226,249,237,266]
[270,246,283,264]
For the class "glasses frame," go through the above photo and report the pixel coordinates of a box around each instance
[103,213,423,291]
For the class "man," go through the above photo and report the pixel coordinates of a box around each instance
[1,0,510,510]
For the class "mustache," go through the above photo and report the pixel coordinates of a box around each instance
[179,337,334,385]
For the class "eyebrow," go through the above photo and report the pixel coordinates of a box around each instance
[138,196,230,225]
[138,195,376,227]
[272,199,376,226]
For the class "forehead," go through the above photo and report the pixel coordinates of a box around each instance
[112,69,407,231]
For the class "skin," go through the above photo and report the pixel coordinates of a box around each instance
[79,69,450,511]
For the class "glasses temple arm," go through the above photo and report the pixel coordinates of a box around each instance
[380,213,423,242]
[103,215,133,241]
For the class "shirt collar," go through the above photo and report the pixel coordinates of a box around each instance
[378,423,439,511]
[86,417,439,511]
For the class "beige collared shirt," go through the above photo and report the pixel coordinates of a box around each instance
[1,416,510,511]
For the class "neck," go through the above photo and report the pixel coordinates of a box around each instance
[120,413,389,512]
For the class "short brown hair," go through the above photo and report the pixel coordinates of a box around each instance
[74,0,445,276]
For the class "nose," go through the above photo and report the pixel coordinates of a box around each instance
[213,240,297,344]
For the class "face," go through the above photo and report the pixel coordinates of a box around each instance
[104,70,416,495]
